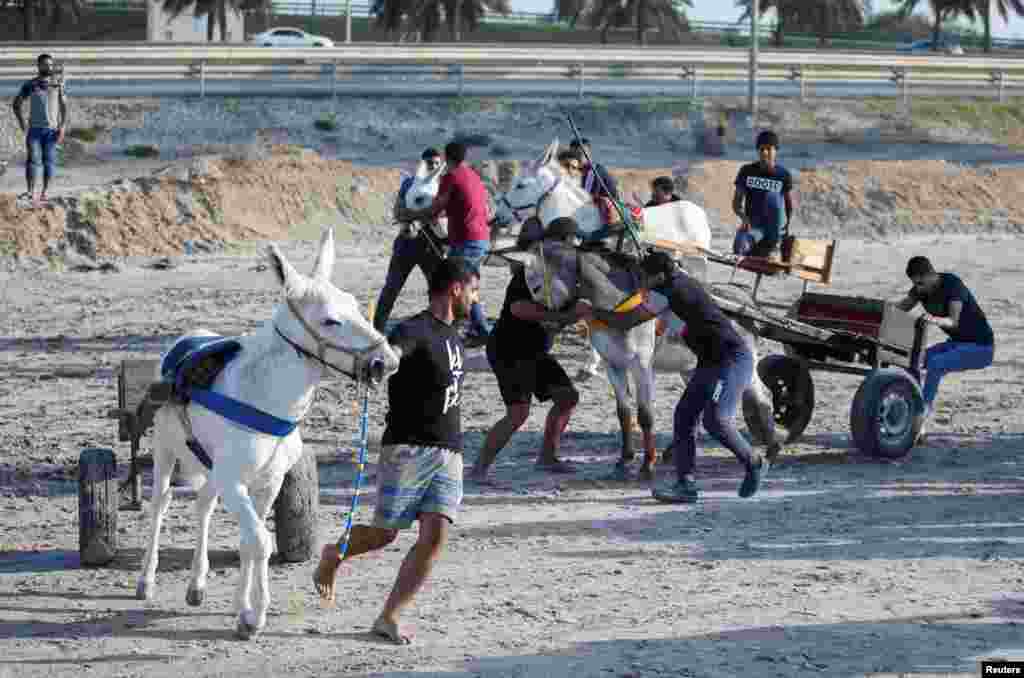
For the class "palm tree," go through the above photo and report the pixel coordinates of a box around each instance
[977,0,1024,52]
[163,0,266,42]
[896,0,979,50]
[372,0,511,41]
[557,0,691,45]
[0,0,85,40]
[735,0,865,48]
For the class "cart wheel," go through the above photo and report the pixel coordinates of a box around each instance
[754,354,815,444]
[849,367,925,459]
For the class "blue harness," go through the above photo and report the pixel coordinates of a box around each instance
[161,335,300,469]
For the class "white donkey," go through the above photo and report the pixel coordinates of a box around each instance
[137,227,400,639]
[492,139,712,380]
[522,233,780,479]
[401,157,449,246]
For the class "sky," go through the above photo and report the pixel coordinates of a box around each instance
[505,0,1024,39]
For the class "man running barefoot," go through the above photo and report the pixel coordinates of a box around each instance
[313,257,479,645]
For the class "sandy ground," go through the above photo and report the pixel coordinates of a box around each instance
[1,223,1023,677]
[1,94,1023,677]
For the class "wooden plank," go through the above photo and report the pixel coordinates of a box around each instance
[879,302,919,353]
[120,359,160,413]
[788,238,831,268]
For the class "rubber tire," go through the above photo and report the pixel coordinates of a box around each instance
[849,367,925,459]
[79,448,119,566]
[755,354,815,444]
[273,449,320,562]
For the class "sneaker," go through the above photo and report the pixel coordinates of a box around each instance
[464,330,489,349]
[652,478,700,504]
[738,456,766,499]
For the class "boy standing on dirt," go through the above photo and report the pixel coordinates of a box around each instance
[732,130,793,257]
[470,217,589,481]
[12,54,68,208]
[313,257,479,645]
[578,251,776,503]
[896,256,995,437]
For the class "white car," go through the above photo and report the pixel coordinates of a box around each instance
[251,27,335,47]
[900,39,964,56]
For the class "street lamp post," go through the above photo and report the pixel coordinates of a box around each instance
[749,0,759,134]
[345,0,353,43]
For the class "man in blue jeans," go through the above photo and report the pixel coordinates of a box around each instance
[580,251,775,503]
[12,54,68,208]
[397,141,493,345]
[732,130,793,257]
[896,256,995,436]
[373,147,446,333]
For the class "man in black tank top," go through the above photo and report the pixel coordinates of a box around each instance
[580,251,772,504]
[314,257,480,645]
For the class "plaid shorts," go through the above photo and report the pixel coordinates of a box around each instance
[373,444,463,530]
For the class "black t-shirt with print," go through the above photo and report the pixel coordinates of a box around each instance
[381,311,465,452]
[654,271,746,366]
[490,267,550,360]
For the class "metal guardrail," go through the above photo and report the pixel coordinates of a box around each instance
[0,45,1021,102]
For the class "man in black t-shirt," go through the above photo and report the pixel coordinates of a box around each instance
[314,257,480,645]
[896,256,995,434]
[469,217,590,481]
[579,251,774,504]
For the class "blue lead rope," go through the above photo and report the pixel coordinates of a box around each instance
[337,380,371,557]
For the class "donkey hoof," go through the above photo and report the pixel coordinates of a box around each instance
[236,611,262,640]
[136,580,154,601]
[186,586,205,607]
[638,464,655,483]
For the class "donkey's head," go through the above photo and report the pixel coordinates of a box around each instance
[403,157,446,211]
[494,139,562,226]
[267,227,400,384]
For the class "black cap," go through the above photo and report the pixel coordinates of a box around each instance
[756,130,779,149]
[421,147,441,160]
[569,138,590,149]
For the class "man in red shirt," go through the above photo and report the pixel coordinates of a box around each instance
[398,141,493,343]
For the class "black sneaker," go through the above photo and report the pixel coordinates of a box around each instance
[652,478,700,504]
[739,456,766,498]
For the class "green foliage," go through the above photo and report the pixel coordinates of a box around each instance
[314,113,338,132]
[68,126,101,143]
[125,144,160,159]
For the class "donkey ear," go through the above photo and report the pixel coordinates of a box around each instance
[539,138,558,167]
[311,227,335,281]
[266,243,304,293]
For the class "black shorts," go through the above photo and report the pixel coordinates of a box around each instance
[748,237,780,258]
[486,343,578,406]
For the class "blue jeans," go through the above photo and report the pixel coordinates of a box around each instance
[449,239,491,335]
[373,232,445,333]
[922,341,995,407]
[672,348,756,480]
[733,229,779,257]
[26,127,59,191]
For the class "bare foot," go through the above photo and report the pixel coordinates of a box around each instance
[372,616,412,645]
[312,542,342,604]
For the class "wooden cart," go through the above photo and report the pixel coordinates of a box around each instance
[700,239,930,459]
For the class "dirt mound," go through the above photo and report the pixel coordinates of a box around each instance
[4,148,1024,261]
[0,146,401,259]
